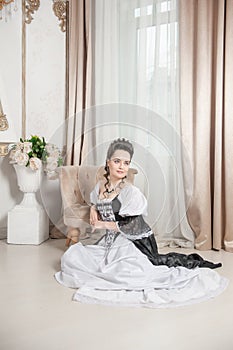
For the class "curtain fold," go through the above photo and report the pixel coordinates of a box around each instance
[179,0,233,251]
[66,0,95,165]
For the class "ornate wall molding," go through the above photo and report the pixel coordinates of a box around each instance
[0,0,14,11]
[0,114,9,131]
[0,142,10,157]
[0,100,9,131]
[52,0,67,32]
[25,0,40,24]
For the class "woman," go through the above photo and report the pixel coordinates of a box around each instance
[55,138,228,308]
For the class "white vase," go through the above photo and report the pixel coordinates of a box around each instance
[13,164,42,207]
[7,164,49,245]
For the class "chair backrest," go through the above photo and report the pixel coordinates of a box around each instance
[57,165,138,228]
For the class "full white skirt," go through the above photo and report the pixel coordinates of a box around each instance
[55,235,228,308]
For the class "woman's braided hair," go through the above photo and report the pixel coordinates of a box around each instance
[103,138,134,197]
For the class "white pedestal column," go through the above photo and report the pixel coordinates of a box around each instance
[8,204,49,245]
[7,164,49,245]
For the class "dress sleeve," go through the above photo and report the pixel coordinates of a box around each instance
[118,185,148,216]
[90,182,99,205]
[116,185,152,240]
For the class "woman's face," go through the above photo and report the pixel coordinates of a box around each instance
[107,150,131,181]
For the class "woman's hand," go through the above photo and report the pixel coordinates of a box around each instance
[91,220,118,232]
[90,205,99,226]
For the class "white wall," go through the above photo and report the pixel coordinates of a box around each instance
[0,2,66,238]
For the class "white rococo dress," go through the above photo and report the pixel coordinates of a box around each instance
[55,183,228,308]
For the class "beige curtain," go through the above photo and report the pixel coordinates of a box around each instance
[51,0,95,239]
[65,0,95,165]
[179,0,233,251]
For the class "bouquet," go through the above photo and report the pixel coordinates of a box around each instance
[9,135,63,174]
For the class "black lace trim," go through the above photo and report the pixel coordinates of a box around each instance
[115,213,151,237]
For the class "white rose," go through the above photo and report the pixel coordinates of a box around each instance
[45,156,58,172]
[48,150,60,158]
[15,142,23,151]
[9,149,17,162]
[45,143,55,154]
[14,150,29,166]
[23,142,32,153]
[29,157,42,170]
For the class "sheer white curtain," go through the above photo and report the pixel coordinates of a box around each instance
[82,0,194,247]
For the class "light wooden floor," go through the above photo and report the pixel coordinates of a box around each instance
[1,238,233,350]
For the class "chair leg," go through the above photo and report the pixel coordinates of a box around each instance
[65,237,72,247]
[65,227,81,247]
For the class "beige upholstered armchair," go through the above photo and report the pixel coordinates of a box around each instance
[57,165,138,246]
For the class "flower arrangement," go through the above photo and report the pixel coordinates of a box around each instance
[9,135,63,173]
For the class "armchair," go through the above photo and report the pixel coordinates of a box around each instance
[57,165,138,246]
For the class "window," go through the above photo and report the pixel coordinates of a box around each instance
[133,0,178,118]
